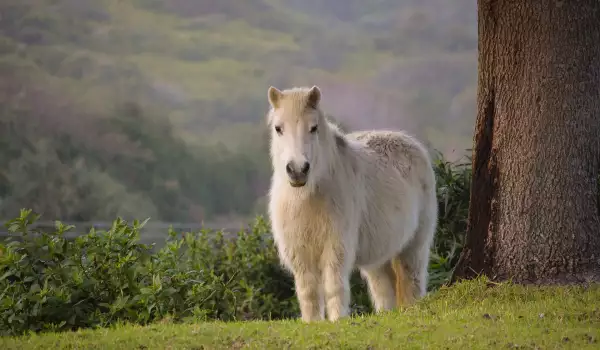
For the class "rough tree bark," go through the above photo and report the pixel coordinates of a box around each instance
[452,0,600,285]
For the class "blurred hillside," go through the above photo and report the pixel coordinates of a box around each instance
[0,0,477,223]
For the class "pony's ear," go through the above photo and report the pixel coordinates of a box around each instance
[268,86,282,109]
[306,85,321,109]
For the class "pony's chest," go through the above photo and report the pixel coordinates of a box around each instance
[270,194,336,246]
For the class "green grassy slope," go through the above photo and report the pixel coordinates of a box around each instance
[2,278,599,349]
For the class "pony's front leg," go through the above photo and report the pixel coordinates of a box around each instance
[293,269,324,322]
[321,246,353,322]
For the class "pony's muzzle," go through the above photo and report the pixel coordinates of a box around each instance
[286,161,310,187]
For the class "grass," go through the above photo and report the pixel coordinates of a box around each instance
[2,277,599,350]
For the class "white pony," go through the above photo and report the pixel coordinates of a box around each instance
[266,85,438,322]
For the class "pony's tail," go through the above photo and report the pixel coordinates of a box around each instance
[391,256,416,308]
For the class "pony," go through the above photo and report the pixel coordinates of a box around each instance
[266,85,438,322]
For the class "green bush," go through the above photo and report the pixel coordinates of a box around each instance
[0,156,471,336]
[0,210,298,336]
[428,152,471,289]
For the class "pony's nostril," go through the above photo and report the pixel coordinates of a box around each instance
[286,162,293,175]
[301,162,310,175]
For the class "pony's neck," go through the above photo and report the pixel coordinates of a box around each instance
[320,121,356,183]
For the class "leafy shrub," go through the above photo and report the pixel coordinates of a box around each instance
[428,151,471,289]
[0,210,297,336]
[0,156,471,336]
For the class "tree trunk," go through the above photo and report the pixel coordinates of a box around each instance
[452,0,600,285]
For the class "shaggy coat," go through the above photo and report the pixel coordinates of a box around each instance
[266,86,438,322]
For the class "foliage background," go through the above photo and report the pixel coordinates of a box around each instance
[0,0,477,223]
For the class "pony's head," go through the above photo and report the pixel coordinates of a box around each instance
[266,85,339,190]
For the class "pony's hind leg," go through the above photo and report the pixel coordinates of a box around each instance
[359,261,397,312]
[391,255,418,306]
[396,245,428,303]
[398,210,437,302]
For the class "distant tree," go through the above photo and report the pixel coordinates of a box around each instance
[0,138,157,220]
[452,0,600,284]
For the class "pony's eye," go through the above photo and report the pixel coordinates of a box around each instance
[274,126,283,135]
[309,125,318,134]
